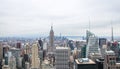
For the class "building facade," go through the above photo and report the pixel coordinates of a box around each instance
[75,58,96,69]
[104,50,116,69]
[55,47,70,69]
[0,42,3,60]
[86,35,101,58]
[31,43,40,69]
[49,26,54,53]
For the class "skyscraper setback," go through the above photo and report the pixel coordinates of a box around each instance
[86,32,101,58]
[31,43,40,69]
[49,26,54,53]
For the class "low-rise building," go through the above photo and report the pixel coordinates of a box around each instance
[75,58,96,69]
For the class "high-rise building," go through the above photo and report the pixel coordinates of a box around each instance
[99,38,107,48]
[2,65,10,69]
[86,35,101,58]
[31,43,40,69]
[101,45,107,58]
[0,42,3,60]
[49,26,54,52]
[75,58,96,69]
[25,62,30,69]
[111,22,114,42]
[9,56,16,69]
[38,38,43,50]
[16,42,21,49]
[18,57,23,69]
[0,42,3,69]
[73,48,79,59]
[95,58,104,69]
[116,63,120,69]
[104,50,116,69]
[81,45,86,58]
[86,30,94,44]
[25,43,30,55]
[55,46,70,69]
[9,47,21,68]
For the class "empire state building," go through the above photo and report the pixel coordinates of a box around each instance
[49,26,54,52]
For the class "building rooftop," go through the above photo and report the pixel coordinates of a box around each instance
[116,63,120,65]
[75,58,95,64]
[106,50,115,55]
[10,47,20,50]
[56,46,69,49]
[96,58,104,62]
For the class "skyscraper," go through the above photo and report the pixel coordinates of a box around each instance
[104,50,116,69]
[25,43,30,55]
[0,42,3,60]
[111,22,114,42]
[55,46,70,69]
[86,35,101,58]
[86,30,94,44]
[49,26,54,52]
[31,43,40,69]
[38,38,43,50]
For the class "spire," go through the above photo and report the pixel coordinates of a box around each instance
[89,18,91,32]
[51,26,53,30]
[111,21,114,42]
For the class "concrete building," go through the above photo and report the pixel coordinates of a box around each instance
[86,35,101,58]
[116,63,120,69]
[9,56,16,69]
[49,26,54,53]
[55,46,70,69]
[89,53,102,61]
[17,57,23,69]
[73,48,80,59]
[2,65,10,69]
[0,42,3,60]
[31,43,40,69]
[104,50,116,69]
[81,45,86,58]
[99,38,107,48]
[101,45,107,58]
[75,58,96,69]
[25,62,30,69]
[25,43,31,55]
[9,47,21,68]
[95,58,104,69]
[86,30,94,44]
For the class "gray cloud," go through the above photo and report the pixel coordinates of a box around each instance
[0,0,120,36]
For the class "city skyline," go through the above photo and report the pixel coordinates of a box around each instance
[0,0,120,37]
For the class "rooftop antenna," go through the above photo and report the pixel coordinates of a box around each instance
[111,21,114,42]
[89,17,91,32]
[51,22,53,30]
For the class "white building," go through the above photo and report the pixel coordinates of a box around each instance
[55,46,70,69]
[104,50,116,69]
[31,43,40,69]
[86,35,101,58]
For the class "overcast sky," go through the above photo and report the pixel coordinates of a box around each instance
[0,0,120,37]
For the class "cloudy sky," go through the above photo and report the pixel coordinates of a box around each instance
[0,0,120,37]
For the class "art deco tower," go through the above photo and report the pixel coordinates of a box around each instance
[49,26,54,52]
[31,43,40,69]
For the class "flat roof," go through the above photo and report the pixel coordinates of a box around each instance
[56,46,69,49]
[116,63,120,65]
[106,50,115,55]
[75,58,95,64]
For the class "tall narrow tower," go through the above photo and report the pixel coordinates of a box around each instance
[49,26,54,52]
[111,22,114,42]
[31,43,40,69]
[0,42,3,60]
